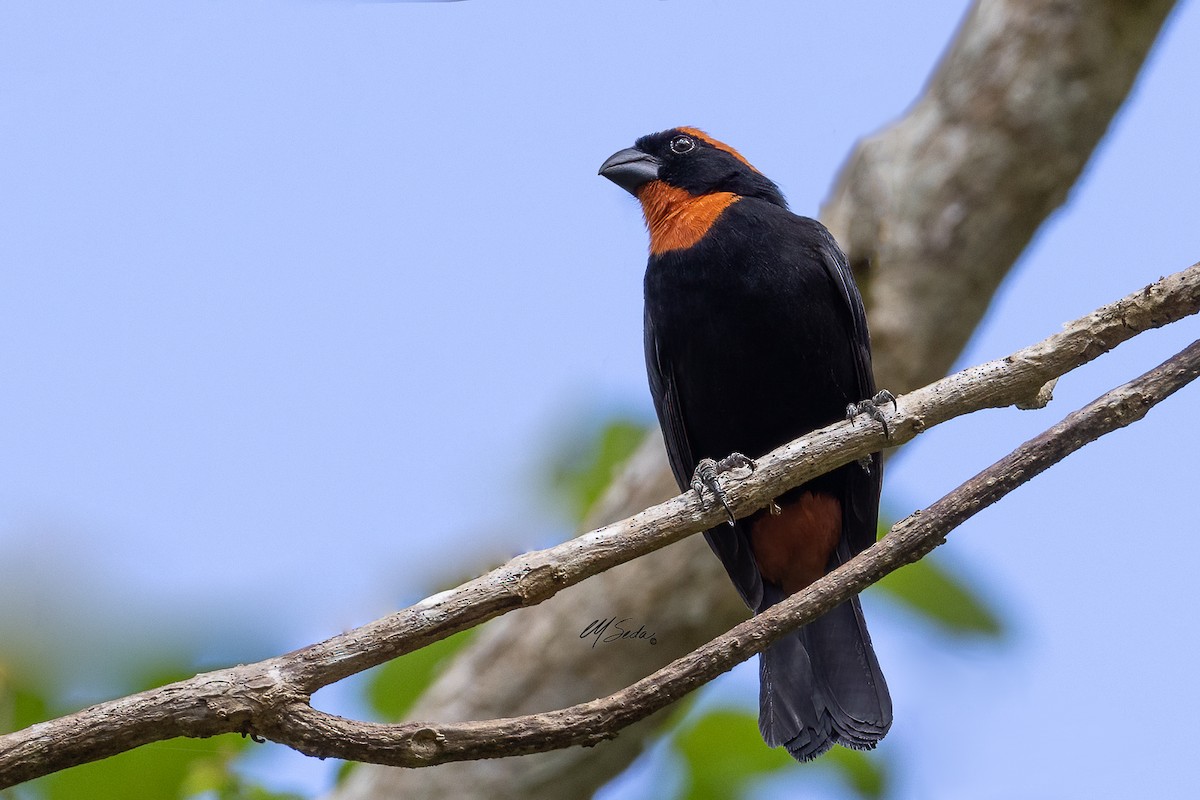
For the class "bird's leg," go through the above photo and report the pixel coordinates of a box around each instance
[846,389,896,437]
[846,390,897,471]
[691,452,756,527]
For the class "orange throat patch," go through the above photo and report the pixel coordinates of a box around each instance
[635,181,739,256]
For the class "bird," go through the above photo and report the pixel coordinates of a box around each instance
[599,127,892,761]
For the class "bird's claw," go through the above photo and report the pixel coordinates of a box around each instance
[691,452,756,526]
[846,389,897,439]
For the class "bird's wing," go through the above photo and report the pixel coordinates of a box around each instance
[814,230,875,398]
[643,306,694,491]
[814,228,883,557]
[645,306,765,609]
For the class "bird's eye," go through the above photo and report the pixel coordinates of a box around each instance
[669,135,696,155]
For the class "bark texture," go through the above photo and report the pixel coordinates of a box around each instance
[824,0,1178,393]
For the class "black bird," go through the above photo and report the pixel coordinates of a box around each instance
[600,127,892,760]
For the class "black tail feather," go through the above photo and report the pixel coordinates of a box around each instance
[758,594,891,762]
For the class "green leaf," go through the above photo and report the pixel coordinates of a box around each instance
[19,725,302,800]
[35,735,247,800]
[209,774,307,800]
[875,555,1004,637]
[672,707,890,800]
[673,708,794,800]
[363,628,475,720]
[548,418,649,521]
[0,676,49,735]
[216,787,306,800]
[1,657,309,800]
[180,740,308,800]
[824,747,887,799]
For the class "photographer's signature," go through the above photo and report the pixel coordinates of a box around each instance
[580,617,657,648]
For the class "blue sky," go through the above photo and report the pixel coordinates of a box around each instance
[2,2,1198,797]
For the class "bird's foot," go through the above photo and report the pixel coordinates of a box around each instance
[847,390,897,471]
[846,389,896,438]
[691,452,756,527]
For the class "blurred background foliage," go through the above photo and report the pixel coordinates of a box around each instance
[1,416,1006,800]
[0,665,302,800]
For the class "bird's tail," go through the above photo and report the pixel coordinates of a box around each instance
[758,594,891,761]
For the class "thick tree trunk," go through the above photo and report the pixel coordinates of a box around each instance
[824,0,1178,393]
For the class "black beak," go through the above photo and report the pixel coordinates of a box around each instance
[599,148,661,195]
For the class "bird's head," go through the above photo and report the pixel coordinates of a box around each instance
[599,128,786,254]
[599,127,785,207]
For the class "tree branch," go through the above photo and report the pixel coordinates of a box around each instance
[267,338,1200,765]
[1,262,1197,789]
